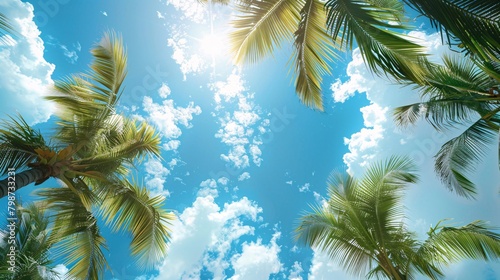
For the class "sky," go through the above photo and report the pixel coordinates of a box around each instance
[1,0,500,279]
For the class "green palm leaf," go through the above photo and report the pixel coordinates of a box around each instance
[403,0,500,62]
[419,220,500,264]
[325,0,428,83]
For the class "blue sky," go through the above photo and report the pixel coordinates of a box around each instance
[1,0,500,279]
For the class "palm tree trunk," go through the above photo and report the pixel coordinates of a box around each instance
[0,167,49,199]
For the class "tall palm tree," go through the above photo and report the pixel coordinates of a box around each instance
[0,202,60,280]
[296,156,500,279]
[0,32,174,279]
[394,55,500,198]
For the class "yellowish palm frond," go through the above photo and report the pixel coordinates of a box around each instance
[231,0,302,64]
[99,179,174,268]
[292,0,339,111]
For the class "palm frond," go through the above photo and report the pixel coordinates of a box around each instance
[74,116,161,177]
[296,206,375,277]
[434,116,500,198]
[291,0,338,110]
[230,0,302,64]
[0,13,16,45]
[403,0,500,62]
[325,0,428,83]
[47,31,127,143]
[99,179,174,268]
[37,188,108,280]
[419,220,500,265]
[0,115,47,176]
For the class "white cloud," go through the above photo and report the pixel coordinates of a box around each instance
[288,261,304,280]
[167,29,206,80]
[229,231,282,280]
[157,11,165,19]
[59,42,80,64]
[158,83,171,98]
[0,0,55,125]
[101,11,107,16]
[143,95,201,151]
[153,194,263,280]
[144,158,170,197]
[238,172,251,181]
[166,0,207,23]
[211,73,269,169]
[298,183,310,193]
[286,181,293,185]
[52,264,69,280]
[308,249,353,280]
[218,177,229,185]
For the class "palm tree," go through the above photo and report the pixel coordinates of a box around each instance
[0,202,60,280]
[0,32,174,279]
[296,156,500,279]
[394,55,500,198]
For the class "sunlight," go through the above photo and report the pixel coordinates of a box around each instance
[200,33,227,57]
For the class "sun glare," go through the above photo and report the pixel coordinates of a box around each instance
[200,33,227,57]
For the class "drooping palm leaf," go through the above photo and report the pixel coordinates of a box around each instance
[231,0,302,64]
[419,220,500,264]
[403,0,500,62]
[0,13,16,45]
[292,0,339,110]
[99,179,174,268]
[325,0,428,83]
[434,116,500,198]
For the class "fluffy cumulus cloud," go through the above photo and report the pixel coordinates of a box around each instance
[153,190,272,280]
[142,86,202,151]
[212,73,269,169]
[229,231,282,280]
[308,249,353,280]
[329,31,500,279]
[144,158,170,197]
[0,0,55,124]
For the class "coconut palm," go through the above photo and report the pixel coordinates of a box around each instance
[0,32,174,279]
[394,55,500,198]
[0,202,60,280]
[296,156,500,279]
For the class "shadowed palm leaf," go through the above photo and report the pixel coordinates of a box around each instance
[403,0,500,62]
[296,156,500,279]
[394,55,500,197]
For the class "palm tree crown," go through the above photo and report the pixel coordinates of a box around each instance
[0,32,174,279]
[296,156,500,279]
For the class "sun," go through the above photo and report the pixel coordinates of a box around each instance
[200,33,228,57]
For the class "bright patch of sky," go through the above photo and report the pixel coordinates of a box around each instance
[2,0,499,279]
